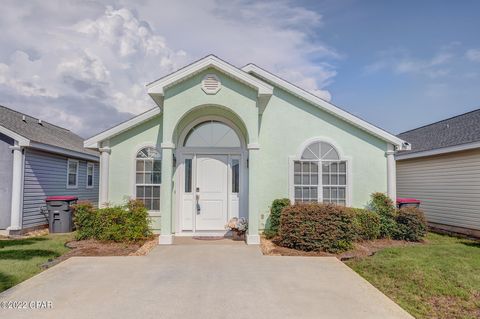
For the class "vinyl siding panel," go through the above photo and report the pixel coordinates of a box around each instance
[397,149,480,231]
[22,149,99,229]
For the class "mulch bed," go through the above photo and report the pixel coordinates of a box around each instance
[41,235,158,269]
[260,236,422,260]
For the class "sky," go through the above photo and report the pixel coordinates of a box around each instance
[1,0,479,138]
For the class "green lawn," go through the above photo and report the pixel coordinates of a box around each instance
[347,233,480,319]
[0,234,73,292]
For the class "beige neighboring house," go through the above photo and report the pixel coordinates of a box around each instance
[396,109,480,237]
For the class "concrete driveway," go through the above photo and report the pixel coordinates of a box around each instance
[0,243,413,319]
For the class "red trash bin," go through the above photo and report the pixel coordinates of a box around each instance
[396,198,420,209]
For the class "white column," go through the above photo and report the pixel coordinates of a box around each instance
[8,143,23,231]
[247,144,260,245]
[386,144,397,203]
[159,142,175,245]
[98,145,111,207]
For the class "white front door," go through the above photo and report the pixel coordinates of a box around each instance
[195,155,228,231]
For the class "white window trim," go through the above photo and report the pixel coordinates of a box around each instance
[86,162,95,189]
[67,159,79,189]
[288,137,353,206]
[133,144,162,212]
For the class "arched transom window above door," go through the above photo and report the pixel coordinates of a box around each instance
[293,141,348,205]
[183,120,241,148]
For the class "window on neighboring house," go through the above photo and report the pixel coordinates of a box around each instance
[293,141,347,205]
[135,147,161,211]
[86,163,94,188]
[67,159,79,188]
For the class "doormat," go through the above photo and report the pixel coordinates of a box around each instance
[192,236,226,241]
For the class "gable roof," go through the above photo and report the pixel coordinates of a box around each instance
[0,105,98,160]
[84,107,161,148]
[147,55,273,106]
[396,108,480,159]
[86,55,409,150]
[242,64,409,149]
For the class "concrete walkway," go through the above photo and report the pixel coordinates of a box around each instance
[0,243,413,319]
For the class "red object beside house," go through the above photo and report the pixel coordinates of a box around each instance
[45,196,78,201]
[396,197,420,208]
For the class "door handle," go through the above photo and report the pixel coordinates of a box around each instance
[196,189,200,214]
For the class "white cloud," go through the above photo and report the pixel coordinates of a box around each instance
[0,0,338,136]
[466,49,480,62]
[365,48,453,79]
[0,51,59,98]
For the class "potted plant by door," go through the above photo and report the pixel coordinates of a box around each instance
[226,217,248,241]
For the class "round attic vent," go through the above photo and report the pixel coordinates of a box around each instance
[202,74,221,94]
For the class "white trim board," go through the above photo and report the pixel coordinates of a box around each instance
[241,64,410,150]
[147,55,273,99]
[84,107,161,149]
[0,125,30,146]
[30,142,99,161]
[396,141,480,160]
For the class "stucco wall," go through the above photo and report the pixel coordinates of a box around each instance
[106,68,388,232]
[256,88,388,228]
[108,115,163,231]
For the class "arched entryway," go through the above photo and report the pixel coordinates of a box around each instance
[174,116,248,235]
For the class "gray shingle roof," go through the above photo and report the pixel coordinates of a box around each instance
[0,105,98,157]
[398,108,480,154]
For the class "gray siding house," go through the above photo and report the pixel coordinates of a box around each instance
[0,105,99,234]
[396,109,480,237]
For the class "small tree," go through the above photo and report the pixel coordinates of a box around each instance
[264,198,290,239]
[368,192,397,238]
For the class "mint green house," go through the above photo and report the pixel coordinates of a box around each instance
[84,55,409,245]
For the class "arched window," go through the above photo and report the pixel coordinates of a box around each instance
[293,141,347,205]
[136,147,161,211]
[184,120,240,147]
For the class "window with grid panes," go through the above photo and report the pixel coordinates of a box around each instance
[135,147,161,210]
[293,141,347,205]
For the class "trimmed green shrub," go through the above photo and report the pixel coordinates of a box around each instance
[393,207,427,241]
[73,199,152,242]
[369,192,397,238]
[72,201,98,240]
[351,208,381,240]
[278,203,356,253]
[264,198,291,239]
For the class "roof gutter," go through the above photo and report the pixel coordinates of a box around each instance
[396,141,480,160]
[29,142,99,161]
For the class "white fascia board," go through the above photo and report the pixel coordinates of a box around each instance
[147,55,273,98]
[396,141,480,160]
[0,125,30,146]
[29,142,99,161]
[242,64,409,150]
[84,107,161,149]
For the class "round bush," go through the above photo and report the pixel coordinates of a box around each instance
[394,207,427,241]
[279,203,356,253]
[73,199,152,242]
[351,208,381,240]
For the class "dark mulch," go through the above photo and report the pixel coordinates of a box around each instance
[41,236,157,269]
[260,236,421,260]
